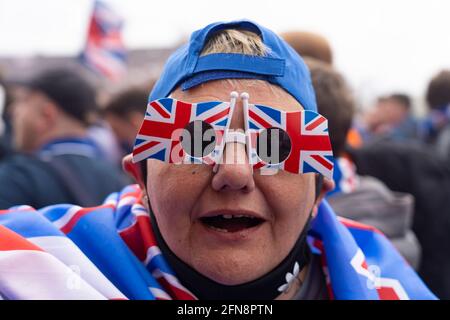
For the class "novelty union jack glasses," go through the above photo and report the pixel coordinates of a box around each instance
[132,92,334,179]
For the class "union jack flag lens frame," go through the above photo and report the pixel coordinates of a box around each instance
[132,93,334,179]
[243,93,334,179]
[132,94,236,165]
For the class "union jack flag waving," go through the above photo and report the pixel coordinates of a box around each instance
[246,103,334,179]
[81,1,127,81]
[132,98,234,165]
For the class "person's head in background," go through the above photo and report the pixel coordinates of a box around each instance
[425,70,450,134]
[305,58,354,158]
[426,70,450,112]
[9,69,97,154]
[362,93,415,140]
[280,31,333,65]
[104,87,150,154]
[381,94,411,124]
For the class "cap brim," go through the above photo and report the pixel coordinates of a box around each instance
[181,70,267,91]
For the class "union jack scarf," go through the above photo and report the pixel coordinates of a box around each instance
[0,185,435,300]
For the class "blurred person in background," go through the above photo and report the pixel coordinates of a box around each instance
[359,93,419,142]
[307,58,421,269]
[103,87,151,157]
[0,68,128,209]
[422,70,450,160]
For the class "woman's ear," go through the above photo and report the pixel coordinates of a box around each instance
[122,154,146,190]
[39,100,59,130]
[312,176,335,217]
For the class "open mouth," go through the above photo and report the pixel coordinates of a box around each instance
[200,214,265,233]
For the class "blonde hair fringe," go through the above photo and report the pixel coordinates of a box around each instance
[200,29,269,56]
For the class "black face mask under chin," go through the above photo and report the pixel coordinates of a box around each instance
[146,197,313,300]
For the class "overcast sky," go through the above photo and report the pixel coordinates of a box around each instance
[0,0,449,109]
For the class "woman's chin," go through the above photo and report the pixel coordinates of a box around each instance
[170,222,275,285]
[189,247,274,286]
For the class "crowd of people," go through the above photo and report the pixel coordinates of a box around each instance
[0,20,448,300]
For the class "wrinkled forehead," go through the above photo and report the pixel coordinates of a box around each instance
[170,79,303,110]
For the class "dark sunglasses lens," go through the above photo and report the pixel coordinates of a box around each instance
[180,120,216,158]
[256,127,291,164]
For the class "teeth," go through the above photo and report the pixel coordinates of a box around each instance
[208,225,228,233]
[219,214,256,219]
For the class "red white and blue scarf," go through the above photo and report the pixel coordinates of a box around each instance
[0,185,436,300]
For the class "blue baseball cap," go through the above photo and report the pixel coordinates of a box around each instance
[149,20,317,112]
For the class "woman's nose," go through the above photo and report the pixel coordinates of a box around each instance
[211,141,255,192]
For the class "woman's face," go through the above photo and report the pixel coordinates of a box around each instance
[144,80,329,285]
